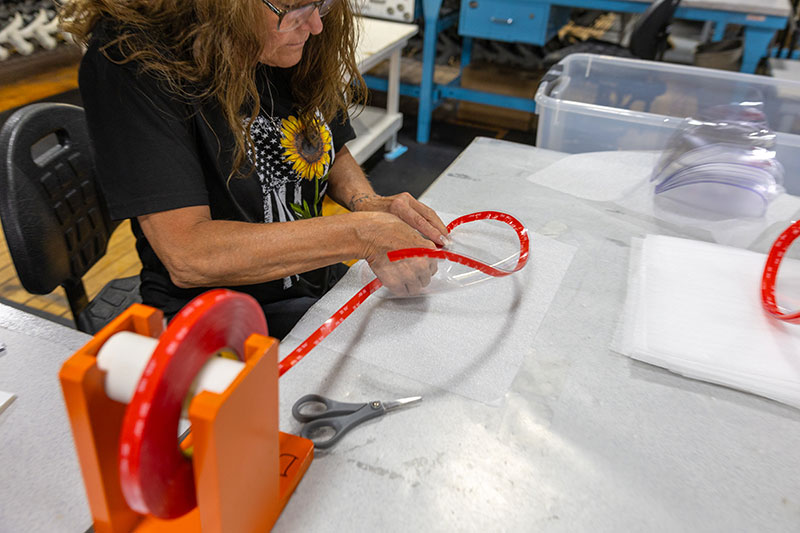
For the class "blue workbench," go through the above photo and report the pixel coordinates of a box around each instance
[373,0,792,143]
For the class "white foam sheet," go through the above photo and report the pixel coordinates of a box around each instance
[281,230,576,405]
[527,150,662,202]
[614,235,800,408]
[527,150,800,248]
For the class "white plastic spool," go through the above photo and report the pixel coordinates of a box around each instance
[96,331,245,407]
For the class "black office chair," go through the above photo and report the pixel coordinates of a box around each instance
[544,0,682,66]
[0,102,140,334]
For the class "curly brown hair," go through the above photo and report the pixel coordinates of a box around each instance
[59,0,367,178]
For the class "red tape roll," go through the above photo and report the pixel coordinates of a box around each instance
[278,211,529,375]
[762,220,800,323]
[118,289,267,518]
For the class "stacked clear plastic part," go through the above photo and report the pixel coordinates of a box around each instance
[651,103,786,218]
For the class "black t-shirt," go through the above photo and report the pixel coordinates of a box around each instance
[79,21,356,318]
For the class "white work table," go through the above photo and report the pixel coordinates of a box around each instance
[3,139,800,531]
[0,305,91,531]
[346,17,417,165]
[274,138,800,531]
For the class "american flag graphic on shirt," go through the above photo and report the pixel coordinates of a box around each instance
[244,110,335,288]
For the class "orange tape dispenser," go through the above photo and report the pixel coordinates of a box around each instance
[59,289,313,533]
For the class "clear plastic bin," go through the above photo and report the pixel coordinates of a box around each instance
[535,53,800,195]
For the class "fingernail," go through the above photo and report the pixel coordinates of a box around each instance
[439,234,452,246]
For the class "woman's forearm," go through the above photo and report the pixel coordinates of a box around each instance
[138,145,445,290]
[326,146,380,211]
[139,208,374,288]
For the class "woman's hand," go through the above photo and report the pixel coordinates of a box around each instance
[350,192,449,246]
[357,212,439,296]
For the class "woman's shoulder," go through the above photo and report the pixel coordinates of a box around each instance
[80,20,147,93]
[80,18,194,107]
[83,17,128,63]
[82,17,174,78]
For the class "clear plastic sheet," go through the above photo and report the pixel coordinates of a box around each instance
[359,214,527,298]
[651,103,785,218]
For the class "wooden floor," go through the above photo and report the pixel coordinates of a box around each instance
[0,62,79,111]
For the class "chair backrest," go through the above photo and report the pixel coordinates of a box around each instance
[629,0,682,60]
[0,102,119,323]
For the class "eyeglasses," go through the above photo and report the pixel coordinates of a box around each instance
[260,0,337,32]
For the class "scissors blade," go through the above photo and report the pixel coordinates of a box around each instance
[382,396,422,412]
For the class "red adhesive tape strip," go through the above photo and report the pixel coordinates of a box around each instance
[278,211,529,375]
[387,211,529,276]
[118,289,267,518]
[762,220,800,323]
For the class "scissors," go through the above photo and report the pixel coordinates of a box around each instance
[292,394,422,449]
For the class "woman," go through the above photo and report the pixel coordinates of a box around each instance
[59,0,448,338]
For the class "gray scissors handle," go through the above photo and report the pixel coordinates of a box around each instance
[298,401,385,449]
[292,394,369,422]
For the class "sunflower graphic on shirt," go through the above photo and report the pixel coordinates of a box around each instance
[279,115,333,219]
[280,115,331,181]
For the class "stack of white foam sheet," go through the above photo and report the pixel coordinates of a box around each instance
[614,234,800,409]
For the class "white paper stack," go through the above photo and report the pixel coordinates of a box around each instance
[614,235,800,408]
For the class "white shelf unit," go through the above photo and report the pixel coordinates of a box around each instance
[347,17,418,164]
